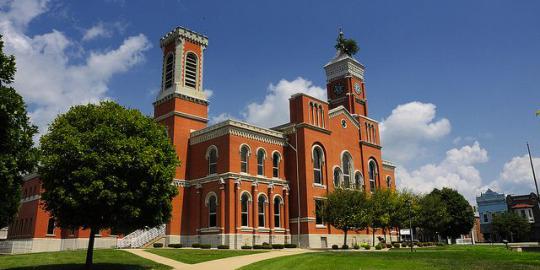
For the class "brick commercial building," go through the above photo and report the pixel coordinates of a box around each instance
[2,27,396,252]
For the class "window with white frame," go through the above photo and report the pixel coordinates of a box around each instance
[258,195,266,227]
[315,200,324,225]
[257,149,266,176]
[184,52,198,88]
[240,145,250,173]
[355,172,363,190]
[208,147,217,175]
[313,146,324,184]
[333,167,342,188]
[241,193,250,227]
[342,153,352,188]
[272,152,280,178]
[369,160,378,193]
[164,54,174,89]
[274,196,281,228]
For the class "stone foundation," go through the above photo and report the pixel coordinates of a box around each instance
[165,233,292,249]
[0,237,117,254]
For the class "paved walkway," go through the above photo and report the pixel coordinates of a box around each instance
[125,248,311,270]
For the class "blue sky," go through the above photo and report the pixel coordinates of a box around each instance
[1,0,539,202]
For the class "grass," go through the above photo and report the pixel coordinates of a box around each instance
[0,249,170,270]
[240,245,540,270]
[145,248,266,264]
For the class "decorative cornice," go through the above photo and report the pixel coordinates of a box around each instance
[289,92,329,105]
[355,113,379,124]
[188,172,288,187]
[296,123,332,135]
[154,110,208,123]
[382,160,397,169]
[360,140,382,149]
[160,26,209,48]
[324,53,365,82]
[172,179,188,187]
[154,92,209,107]
[190,119,287,146]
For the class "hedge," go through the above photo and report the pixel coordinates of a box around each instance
[153,243,163,248]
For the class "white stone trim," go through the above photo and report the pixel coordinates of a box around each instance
[204,191,218,206]
[190,120,287,146]
[328,106,360,129]
[154,110,208,123]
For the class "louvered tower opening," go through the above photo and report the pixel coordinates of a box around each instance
[184,53,198,88]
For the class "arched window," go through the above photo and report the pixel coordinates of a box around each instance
[342,153,352,188]
[258,195,266,227]
[164,53,174,89]
[369,160,378,193]
[313,146,324,184]
[386,176,392,188]
[207,147,218,175]
[240,145,250,173]
[272,152,280,178]
[241,193,250,227]
[184,52,198,88]
[274,196,282,228]
[355,172,364,190]
[333,167,342,187]
[208,195,217,227]
[257,149,266,176]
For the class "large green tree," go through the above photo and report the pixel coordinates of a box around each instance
[417,191,449,241]
[319,189,370,246]
[368,189,394,245]
[39,101,179,270]
[0,35,38,228]
[389,190,420,241]
[492,211,531,242]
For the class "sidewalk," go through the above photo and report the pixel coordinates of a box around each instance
[125,248,312,270]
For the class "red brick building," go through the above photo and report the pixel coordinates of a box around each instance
[1,26,396,252]
[154,27,395,248]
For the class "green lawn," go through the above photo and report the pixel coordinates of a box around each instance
[145,249,266,264]
[0,249,170,270]
[240,245,540,270]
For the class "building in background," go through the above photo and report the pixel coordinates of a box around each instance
[476,189,507,242]
[506,193,540,241]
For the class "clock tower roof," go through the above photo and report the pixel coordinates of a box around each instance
[323,31,365,82]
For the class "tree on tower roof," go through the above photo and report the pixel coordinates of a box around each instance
[334,29,359,57]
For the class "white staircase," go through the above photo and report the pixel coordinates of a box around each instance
[117,224,166,248]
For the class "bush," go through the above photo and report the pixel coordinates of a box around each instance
[436,242,444,246]
[253,245,263,249]
[284,243,297,248]
[364,245,371,250]
[393,243,400,248]
[272,244,284,249]
[241,245,252,249]
[332,244,339,250]
[353,244,360,250]
[386,243,392,248]
[375,244,383,250]
[217,245,229,249]
[153,243,163,248]
[168,243,182,248]
[192,243,200,248]
[417,242,423,247]
[262,244,272,250]
[342,244,349,250]
[200,244,211,249]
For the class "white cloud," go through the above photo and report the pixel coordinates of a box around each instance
[82,22,111,41]
[203,89,213,99]
[242,77,326,127]
[209,112,237,125]
[380,102,451,164]
[0,0,151,136]
[500,154,540,186]
[397,141,488,202]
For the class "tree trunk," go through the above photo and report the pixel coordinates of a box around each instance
[372,228,376,246]
[343,229,348,247]
[383,228,387,242]
[85,228,97,270]
[389,228,393,243]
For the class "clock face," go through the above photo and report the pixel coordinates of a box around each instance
[333,84,345,95]
[354,82,362,94]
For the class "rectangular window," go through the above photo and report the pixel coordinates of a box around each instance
[483,213,488,223]
[258,164,264,176]
[314,169,322,184]
[258,201,265,227]
[46,218,55,235]
[209,212,217,227]
[209,162,217,175]
[241,202,249,227]
[241,161,248,173]
[370,179,376,193]
[315,200,324,225]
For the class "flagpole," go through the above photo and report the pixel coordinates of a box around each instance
[527,142,539,200]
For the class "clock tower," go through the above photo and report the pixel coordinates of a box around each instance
[324,31,368,116]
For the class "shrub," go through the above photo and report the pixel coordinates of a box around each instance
[364,245,371,250]
[168,244,182,248]
[417,242,423,247]
[241,245,252,249]
[272,244,284,249]
[375,244,383,250]
[353,244,360,250]
[332,244,339,250]
[192,243,200,248]
[284,243,297,248]
[200,244,211,249]
[386,243,392,248]
[153,243,163,248]
[217,245,229,249]
[436,242,444,246]
[342,244,349,250]
[393,243,400,248]
[253,245,263,249]
[262,244,272,250]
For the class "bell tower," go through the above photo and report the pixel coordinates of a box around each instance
[324,30,368,116]
[153,27,209,242]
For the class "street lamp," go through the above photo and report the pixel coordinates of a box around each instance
[286,125,301,248]
[408,198,414,252]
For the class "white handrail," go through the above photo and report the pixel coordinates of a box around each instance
[117,224,165,248]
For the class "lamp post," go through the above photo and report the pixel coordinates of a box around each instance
[408,199,414,252]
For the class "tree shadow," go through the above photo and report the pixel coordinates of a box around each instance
[4,263,156,270]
